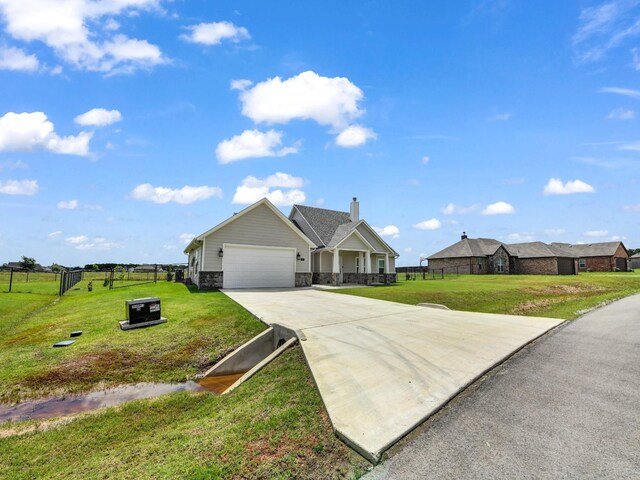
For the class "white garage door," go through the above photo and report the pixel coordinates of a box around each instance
[222,244,295,289]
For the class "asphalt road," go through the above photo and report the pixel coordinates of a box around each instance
[364,294,640,480]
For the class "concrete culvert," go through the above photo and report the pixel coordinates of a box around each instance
[200,325,297,394]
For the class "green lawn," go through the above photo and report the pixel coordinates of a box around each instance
[0,281,264,402]
[0,281,368,479]
[2,273,639,479]
[334,272,640,319]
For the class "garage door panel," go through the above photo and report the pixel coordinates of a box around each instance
[223,245,295,288]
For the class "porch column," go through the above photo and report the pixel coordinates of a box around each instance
[332,249,340,273]
[365,251,371,274]
[358,252,364,273]
[385,253,389,273]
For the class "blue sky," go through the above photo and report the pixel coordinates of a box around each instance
[0,0,638,267]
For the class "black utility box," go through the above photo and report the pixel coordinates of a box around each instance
[126,297,161,325]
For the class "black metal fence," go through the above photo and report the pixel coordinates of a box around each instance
[2,264,188,295]
[396,266,461,280]
[59,270,83,296]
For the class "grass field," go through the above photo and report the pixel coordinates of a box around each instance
[335,272,640,319]
[1,273,639,479]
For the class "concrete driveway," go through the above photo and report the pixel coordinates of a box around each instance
[223,288,563,462]
[363,294,640,479]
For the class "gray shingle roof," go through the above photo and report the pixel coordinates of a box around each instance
[554,241,625,257]
[430,237,627,261]
[631,252,640,259]
[506,242,575,258]
[293,205,351,247]
[428,238,502,259]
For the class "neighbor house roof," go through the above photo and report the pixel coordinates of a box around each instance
[551,241,626,257]
[428,238,503,260]
[631,252,640,259]
[506,242,576,258]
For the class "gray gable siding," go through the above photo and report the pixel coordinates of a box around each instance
[356,224,386,252]
[338,232,370,250]
[202,203,310,273]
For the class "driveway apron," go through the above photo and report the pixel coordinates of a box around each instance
[223,288,563,462]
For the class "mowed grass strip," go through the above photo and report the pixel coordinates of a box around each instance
[0,281,264,402]
[334,272,640,319]
[0,348,369,480]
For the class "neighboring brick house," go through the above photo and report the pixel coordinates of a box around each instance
[630,252,640,270]
[506,242,577,275]
[422,235,504,274]
[552,242,630,272]
[428,234,579,275]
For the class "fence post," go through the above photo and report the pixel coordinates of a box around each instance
[8,268,13,292]
[154,264,158,283]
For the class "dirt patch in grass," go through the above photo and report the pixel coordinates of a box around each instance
[525,283,608,296]
[21,348,146,393]
[510,298,565,315]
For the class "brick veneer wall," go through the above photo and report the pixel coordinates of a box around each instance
[514,257,558,275]
[428,258,474,274]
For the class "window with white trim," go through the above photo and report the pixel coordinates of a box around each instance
[579,258,586,268]
[496,257,504,273]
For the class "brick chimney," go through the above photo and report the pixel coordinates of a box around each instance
[350,197,359,222]
[461,231,468,240]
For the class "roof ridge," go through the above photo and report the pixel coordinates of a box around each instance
[294,204,350,216]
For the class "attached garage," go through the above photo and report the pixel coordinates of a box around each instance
[222,244,295,288]
[184,198,316,290]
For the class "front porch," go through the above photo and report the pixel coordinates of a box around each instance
[312,248,397,286]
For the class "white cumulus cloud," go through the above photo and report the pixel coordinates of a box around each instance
[335,125,376,148]
[230,79,253,91]
[507,232,535,242]
[599,87,640,99]
[441,203,481,215]
[606,107,634,120]
[481,201,515,215]
[0,112,92,156]
[239,70,365,128]
[584,229,609,237]
[413,218,441,230]
[74,108,122,127]
[374,225,400,238]
[543,178,595,195]
[181,21,250,45]
[179,233,195,245]
[487,112,512,122]
[48,230,62,238]
[57,199,78,209]
[131,184,223,204]
[66,235,118,250]
[0,0,166,74]
[421,155,430,164]
[0,45,39,71]
[216,129,298,164]
[232,172,306,206]
[0,179,38,195]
